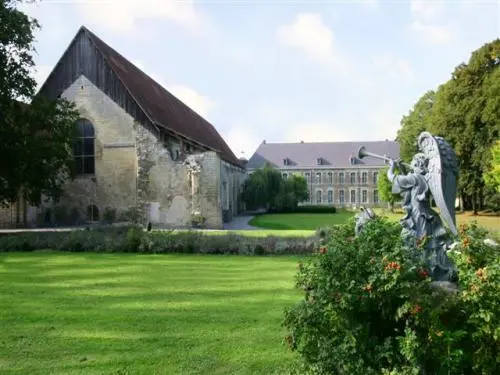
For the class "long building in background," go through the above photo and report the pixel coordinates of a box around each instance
[246,140,400,208]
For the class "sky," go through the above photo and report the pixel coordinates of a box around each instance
[19,0,500,159]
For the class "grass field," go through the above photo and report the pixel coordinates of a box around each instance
[0,253,304,374]
[248,211,354,230]
[248,209,499,234]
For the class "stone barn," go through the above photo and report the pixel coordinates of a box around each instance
[14,26,246,229]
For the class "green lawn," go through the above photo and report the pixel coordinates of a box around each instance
[248,209,499,235]
[248,211,355,230]
[0,252,304,374]
[177,229,316,237]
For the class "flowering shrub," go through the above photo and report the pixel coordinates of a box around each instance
[283,219,499,374]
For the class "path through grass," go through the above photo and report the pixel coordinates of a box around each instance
[0,252,304,374]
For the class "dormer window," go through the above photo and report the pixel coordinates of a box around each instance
[316,158,323,166]
[349,156,358,165]
[283,158,289,166]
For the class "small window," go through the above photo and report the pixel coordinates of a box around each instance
[327,172,333,184]
[362,190,367,203]
[339,190,345,203]
[283,158,289,166]
[282,173,288,179]
[327,190,333,204]
[317,158,323,166]
[339,172,345,185]
[361,172,367,184]
[87,205,99,221]
[350,190,356,203]
[373,172,378,185]
[316,172,321,184]
[350,172,356,184]
[373,190,379,204]
[316,190,322,204]
[305,172,310,182]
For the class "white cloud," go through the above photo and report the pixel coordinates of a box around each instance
[222,125,262,160]
[410,21,454,44]
[133,60,215,118]
[168,85,215,118]
[409,0,454,44]
[372,54,415,82]
[77,0,208,35]
[276,13,350,74]
[410,0,445,20]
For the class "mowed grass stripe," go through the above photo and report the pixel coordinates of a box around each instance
[0,253,305,374]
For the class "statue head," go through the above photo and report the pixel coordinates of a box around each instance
[410,153,429,175]
[355,207,376,236]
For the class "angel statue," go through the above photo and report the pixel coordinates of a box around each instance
[386,132,459,282]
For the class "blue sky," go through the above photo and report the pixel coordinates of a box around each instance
[21,0,499,159]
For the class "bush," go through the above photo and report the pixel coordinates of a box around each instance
[0,229,318,255]
[283,219,500,374]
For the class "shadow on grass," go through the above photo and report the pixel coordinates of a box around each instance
[0,252,303,375]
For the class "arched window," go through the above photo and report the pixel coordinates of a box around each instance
[316,190,322,204]
[73,119,95,175]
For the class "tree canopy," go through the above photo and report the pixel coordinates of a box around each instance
[242,165,309,211]
[396,39,500,213]
[0,0,79,209]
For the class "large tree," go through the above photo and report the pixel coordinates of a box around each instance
[396,90,435,162]
[396,39,500,214]
[0,0,79,218]
[242,165,309,211]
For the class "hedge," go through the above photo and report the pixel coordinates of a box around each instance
[0,226,319,255]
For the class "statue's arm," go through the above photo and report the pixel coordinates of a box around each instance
[388,160,416,193]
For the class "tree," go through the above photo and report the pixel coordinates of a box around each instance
[242,166,308,211]
[377,167,400,212]
[0,0,79,218]
[396,90,435,162]
[396,39,500,214]
[484,140,500,193]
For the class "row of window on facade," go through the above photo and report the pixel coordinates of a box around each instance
[282,171,379,185]
[283,156,367,167]
[312,189,379,205]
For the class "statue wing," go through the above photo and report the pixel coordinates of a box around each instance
[418,132,459,236]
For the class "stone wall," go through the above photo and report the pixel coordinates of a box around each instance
[5,75,240,229]
[220,160,246,222]
[43,75,138,223]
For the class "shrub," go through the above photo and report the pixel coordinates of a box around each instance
[283,219,500,374]
[0,229,318,255]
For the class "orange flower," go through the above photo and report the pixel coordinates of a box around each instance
[462,237,470,248]
[411,304,423,315]
[476,268,487,281]
[385,261,401,271]
[418,269,429,279]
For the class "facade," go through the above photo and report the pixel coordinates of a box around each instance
[0,26,245,229]
[246,140,400,208]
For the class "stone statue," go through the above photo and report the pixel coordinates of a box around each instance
[354,207,376,236]
[387,132,459,282]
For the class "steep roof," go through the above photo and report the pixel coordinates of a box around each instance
[247,140,400,169]
[41,26,243,168]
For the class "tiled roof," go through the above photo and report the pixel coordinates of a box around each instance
[82,27,242,168]
[247,140,400,169]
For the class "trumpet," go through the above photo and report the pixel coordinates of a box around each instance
[357,146,410,169]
